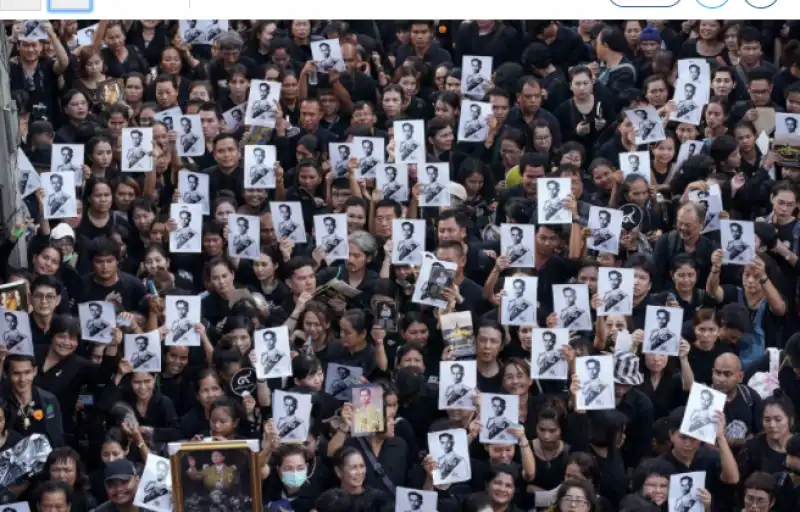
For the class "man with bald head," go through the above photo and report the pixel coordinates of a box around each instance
[711,352,762,448]
[336,42,378,105]
[653,201,719,290]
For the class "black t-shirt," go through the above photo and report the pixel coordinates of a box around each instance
[723,385,763,444]
[101,45,149,78]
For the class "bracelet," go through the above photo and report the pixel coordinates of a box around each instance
[138,442,146,449]
[759,277,769,285]
[519,442,530,448]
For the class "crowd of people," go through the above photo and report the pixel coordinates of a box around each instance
[4,17,800,512]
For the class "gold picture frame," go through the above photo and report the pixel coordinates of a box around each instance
[169,439,262,512]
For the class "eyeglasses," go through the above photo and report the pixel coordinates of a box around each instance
[560,496,588,506]
[32,293,57,302]
[743,495,769,506]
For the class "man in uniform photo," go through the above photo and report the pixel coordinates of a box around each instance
[251,82,277,121]
[649,308,678,353]
[581,358,611,407]
[174,210,198,250]
[277,395,305,441]
[436,432,466,481]
[249,147,273,186]
[357,139,380,176]
[126,129,148,169]
[505,226,530,265]
[726,222,752,262]
[3,312,30,352]
[179,117,200,154]
[485,396,513,440]
[232,217,258,259]
[182,174,204,204]
[559,286,588,329]
[85,302,111,339]
[260,330,286,377]
[537,331,566,378]
[506,279,533,324]
[444,363,471,407]
[543,180,565,221]
[47,173,73,217]
[462,103,488,141]
[603,270,631,313]
[396,221,420,262]
[170,299,194,341]
[131,335,158,370]
[277,204,300,240]
[398,122,420,161]
[422,165,445,204]
[320,216,345,257]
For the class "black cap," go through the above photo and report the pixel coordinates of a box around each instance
[104,459,137,482]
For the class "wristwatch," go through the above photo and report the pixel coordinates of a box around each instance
[759,276,769,285]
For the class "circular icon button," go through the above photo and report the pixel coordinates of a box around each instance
[745,0,776,8]
[696,0,728,7]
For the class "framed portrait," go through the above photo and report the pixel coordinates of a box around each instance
[99,79,124,109]
[168,440,263,512]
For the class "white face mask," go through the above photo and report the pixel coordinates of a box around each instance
[280,469,308,488]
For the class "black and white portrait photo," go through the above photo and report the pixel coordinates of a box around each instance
[51,143,84,186]
[391,219,425,266]
[176,115,205,157]
[775,113,800,145]
[618,150,651,184]
[394,120,426,163]
[244,144,277,189]
[329,142,354,178]
[154,106,181,129]
[680,383,726,444]
[121,127,153,172]
[255,326,292,379]
[170,204,203,254]
[178,171,210,215]
[643,305,684,356]
[377,163,409,202]
[675,140,704,171]
[689,185,723,234]
[668,472,706,512]
[78,301,116,344]
[461,55,492,100]
[272,390,311,443]
[418,163,451,207]
[325,363,363,400]
[245,80,281,128]
[438,360,477,411]
[311,39,346,73]
[133,455,173,512]
[270,201,307,244]
[587,206,623,254]
[228,215,261,261]
[394,488,437,512]
[76,24,98,46]
[179,20,229,45]
[720,219,755,265]
[20,20,47,41]
[626,106,666,145]
[314,214,349,261]
[678,59,710,95]
[411,252,457,309]
[222,104,246,131]
[353,136,385,178]
[125,331,162,372]
[537,177,572,224]
[0,502,32,512]
[165,295,201,346]
[18,150,40,199]
[501,276,538,326]
[42,171,77,219]
[531,328,569,380]
[575,355,615,411]
[457,100,491,142]
[2,310,34,356]
[428,429,471,485]
[553,284,592,331]
[597,267,634,316]
[500,223,535,268]
[375,301,398,332]
[480,393,520,444]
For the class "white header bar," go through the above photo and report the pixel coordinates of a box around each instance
[0,0,793,20]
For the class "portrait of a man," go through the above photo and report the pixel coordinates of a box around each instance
[726,222,752,262]
[3,312,29,351]
[180,117,200,154]
[126,129,148,169]
[603,270,630,313]
[581,358,611,407]
[398,122,420,161]
[591,209,617,251]
[85,302,111,338]
[260,330,286,377]
[131,335,157,370]
[505,226,530,265]
[276,204,300,240]
[465,57,485,94]
[175,210,198,250]
[536,331,566,377]
[485,396,512,440]
[171,299,194,341]
[320,216,345,257]
[396,221,419,262]
[559,286,588,329]
[542,180,565,221]
[649,308,678,353]
[506,278,533,324]
[462,103,487,140]
[422,165,445,204]
[182,174,204,204]
[276,395,305,441]
[444,363,471,407]
[250,82,276,121]
[436,432,466,481]
[47,173,73,217]
[352,387,384,435]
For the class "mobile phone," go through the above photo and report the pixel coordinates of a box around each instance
[146,279,158,297]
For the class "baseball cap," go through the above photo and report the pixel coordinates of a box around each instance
[449,182,467,202]
[50,223,75,241]
[104,459,137,482]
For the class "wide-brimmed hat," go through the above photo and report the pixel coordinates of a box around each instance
[614,352,643,386]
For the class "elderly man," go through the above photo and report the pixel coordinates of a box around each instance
[653,202,719,291]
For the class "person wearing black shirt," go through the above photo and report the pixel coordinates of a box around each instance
[79,236,147,312]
